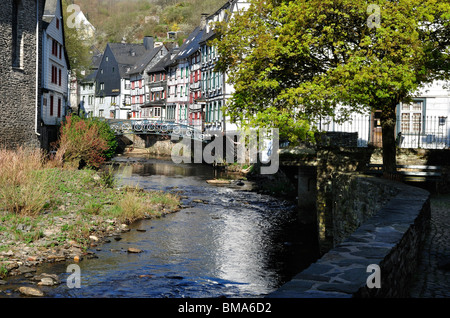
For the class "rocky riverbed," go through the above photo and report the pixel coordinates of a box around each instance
[0,207,181,297]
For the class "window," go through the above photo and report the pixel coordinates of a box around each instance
[56,18,60,30]
[99,110,104,117]
[12,0,23,68]
[52,39,57,56]
[100,83,104,90]
[57,98,61,117]
[51,66,55,83]
[51,65,59,84]
[50,95,54,116]
[400,100,424,134]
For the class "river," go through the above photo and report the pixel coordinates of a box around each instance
[1,157,318,298]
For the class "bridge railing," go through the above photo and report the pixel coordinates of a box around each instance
[107,119,206,141]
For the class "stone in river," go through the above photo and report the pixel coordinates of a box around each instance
[18,286,44,297]
[127,247,142,253]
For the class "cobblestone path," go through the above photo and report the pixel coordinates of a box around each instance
[409,194,450,298]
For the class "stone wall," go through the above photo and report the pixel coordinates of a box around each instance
[0,0,45,149]
[122,134,178,158]
[331,174,400,246]
[315,147,374,252]
[268,175,430,298]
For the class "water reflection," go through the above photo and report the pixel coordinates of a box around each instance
[1,158,318,298]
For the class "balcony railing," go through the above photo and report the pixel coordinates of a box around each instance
[314,114,449,149]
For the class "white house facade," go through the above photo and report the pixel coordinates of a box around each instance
[41,0,69,127]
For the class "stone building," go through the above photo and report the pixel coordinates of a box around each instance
[0,0,70,151]
[0,0,46,149]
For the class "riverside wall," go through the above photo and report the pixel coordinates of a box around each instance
[268,174,431,298]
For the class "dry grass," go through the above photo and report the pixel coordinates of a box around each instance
[0,147,50,216]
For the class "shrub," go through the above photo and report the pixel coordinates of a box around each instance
[57,115,112,168]
[89,117,118,161]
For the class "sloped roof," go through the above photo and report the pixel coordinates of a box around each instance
[107,43,153,77]
[43,0,59,24]
[81,70,97,83]
[176,27,204,60]
[199,29,216,45]
[147,52,173,74]
[127,46,163,75]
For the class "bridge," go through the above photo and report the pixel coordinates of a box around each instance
[105,119,207,142]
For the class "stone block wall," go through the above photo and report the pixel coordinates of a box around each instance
[0,0,45,149]
[315,147,374,252]
[268,176,430,298]
[331,174,400,246]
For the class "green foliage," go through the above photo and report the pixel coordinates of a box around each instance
[62,0,93,78]
[88,117,118,161]
[213,0,450,167]
[58,115,117,168]
[71,0,226,48]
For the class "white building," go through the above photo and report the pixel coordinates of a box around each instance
[199,0,251,134]
[79,70,97,117]
[41,0,69,146]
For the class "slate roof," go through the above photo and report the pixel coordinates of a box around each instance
[127,46,164,75]
[147,51,173,74]
[107,43,153,78]
[176,27,204,60]
[43,0,58,24]
[81,70,97,83]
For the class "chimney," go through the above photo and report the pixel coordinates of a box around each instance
[200,13,208,29]
[143,36,154,50]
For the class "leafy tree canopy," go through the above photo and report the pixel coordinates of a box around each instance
[213,0,449,170]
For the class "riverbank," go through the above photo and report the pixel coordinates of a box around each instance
[0,150,180,287]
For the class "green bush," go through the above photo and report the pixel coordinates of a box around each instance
[57,115,117,168]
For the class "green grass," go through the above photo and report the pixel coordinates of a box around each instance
[0,148,180,251]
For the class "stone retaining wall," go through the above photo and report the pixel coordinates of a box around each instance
[268,175,430,298]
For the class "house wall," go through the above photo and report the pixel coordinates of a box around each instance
[41,1,68,128]
[79,81,95,116]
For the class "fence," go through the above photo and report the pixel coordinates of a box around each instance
[315,114,450,149]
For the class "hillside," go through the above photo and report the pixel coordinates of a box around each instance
[69,0,227,50]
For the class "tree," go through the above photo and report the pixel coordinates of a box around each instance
[213,0,450,173]
[62,0,93,79]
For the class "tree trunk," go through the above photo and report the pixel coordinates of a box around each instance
[381,108,397,174]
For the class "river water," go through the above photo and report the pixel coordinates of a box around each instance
[2,157,318,298]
